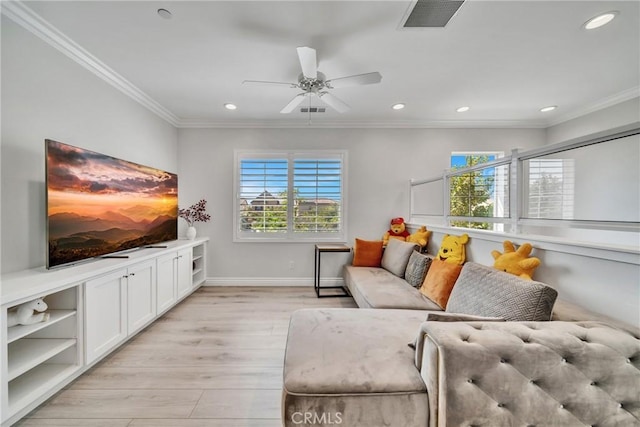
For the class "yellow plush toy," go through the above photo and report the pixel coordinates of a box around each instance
[383,217,410,245]
[406,226,431,250]
[491,240,541,280]
[437,233,469,265]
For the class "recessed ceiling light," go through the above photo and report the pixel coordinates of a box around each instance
[456,106,470,113]
[540,105,557,113]
[583,11,617,30]
[157,8,172,19]
[224,103,237,110]
[391,103,405,110]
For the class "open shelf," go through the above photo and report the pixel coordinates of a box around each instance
[191,243,206,287]
[7,310,76,343]
[8,363,80,416]
[8,339,77,381]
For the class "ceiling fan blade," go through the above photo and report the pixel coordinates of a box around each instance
[280,94,308,114]
[297,46,317,80]
[319,92,350,113]
[326,72,382,88]
[243,80,298,88]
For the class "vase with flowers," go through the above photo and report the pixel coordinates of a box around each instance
[178,199,211,240]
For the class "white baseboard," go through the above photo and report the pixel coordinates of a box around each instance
[204,277,344,287]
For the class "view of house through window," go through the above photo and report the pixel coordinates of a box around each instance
[449,152,507,230]
[236,152,345,240]
[524,158,575,219]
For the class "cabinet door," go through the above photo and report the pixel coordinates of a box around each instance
[85,269,127,364]
[176,248,193,299]
[127,260,156,335]
[157,253,177,314]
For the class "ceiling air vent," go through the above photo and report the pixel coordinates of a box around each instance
[402,0,465,28]
[300,107,326,113]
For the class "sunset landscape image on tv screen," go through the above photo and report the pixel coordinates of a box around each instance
[46,140,178,268]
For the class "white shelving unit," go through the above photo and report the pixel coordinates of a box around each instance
[2,287,81,424]
[1,238,208,427]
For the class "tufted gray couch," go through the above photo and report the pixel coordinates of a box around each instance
[282,262,640,426]
[419,320,640,426]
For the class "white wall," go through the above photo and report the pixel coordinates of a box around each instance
[1,17,178,273]
[546,97,639,144]
[522,99,640,245]
[177,127,545,282]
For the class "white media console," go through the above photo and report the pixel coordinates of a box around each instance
[0,238,208,426]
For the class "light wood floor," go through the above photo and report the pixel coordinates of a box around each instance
[16,286,356,427]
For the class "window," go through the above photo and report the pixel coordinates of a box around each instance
[234,151,346,241]
[449,152,508,230]
[410,128,640,244]
[524,158,575,219]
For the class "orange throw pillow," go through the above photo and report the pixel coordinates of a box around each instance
[352,239,384,267]
[420,259,463,309]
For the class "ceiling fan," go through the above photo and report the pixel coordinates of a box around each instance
[243,46,382,114]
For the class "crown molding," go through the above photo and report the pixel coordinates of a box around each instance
[547,86,640,128]
[1,0,181,126]
[3,0,636,131]
[175,118,548,129]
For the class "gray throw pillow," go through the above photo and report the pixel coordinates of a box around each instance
[404,251,433,287]
[446,262,558,321]
[381,239,419,278]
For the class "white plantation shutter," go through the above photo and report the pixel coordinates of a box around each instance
[234,151,346,241]
[239,158,288,233]
[525,159,575,219]
[293,158,342,234]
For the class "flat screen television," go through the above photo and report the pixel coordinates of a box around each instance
[46,139,178,269]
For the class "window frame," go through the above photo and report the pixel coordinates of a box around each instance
[410,124,640,238]
[448,151,508,230]
[233,149,348,243]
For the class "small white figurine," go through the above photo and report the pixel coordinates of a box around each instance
[7,298,50,327]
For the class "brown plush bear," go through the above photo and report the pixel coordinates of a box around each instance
[383,217,410,245]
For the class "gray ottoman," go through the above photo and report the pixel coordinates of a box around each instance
[282,308,429,427]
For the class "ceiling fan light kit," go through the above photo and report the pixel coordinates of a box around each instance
[243,46,382,115]
[583,11,618,30]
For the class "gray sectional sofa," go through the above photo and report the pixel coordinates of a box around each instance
[282,243,640,427]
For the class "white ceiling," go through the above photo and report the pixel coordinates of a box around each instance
[10,0,640,128]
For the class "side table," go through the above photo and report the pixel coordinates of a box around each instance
[314,244,351,298]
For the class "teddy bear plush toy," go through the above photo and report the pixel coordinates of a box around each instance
[491,240,541,280]
[437,233,469,265]
[382,217,410,245]
[406,226,431,250]
[7,298,50,327]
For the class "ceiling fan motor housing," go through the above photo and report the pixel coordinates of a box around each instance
[298,72,327,93]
